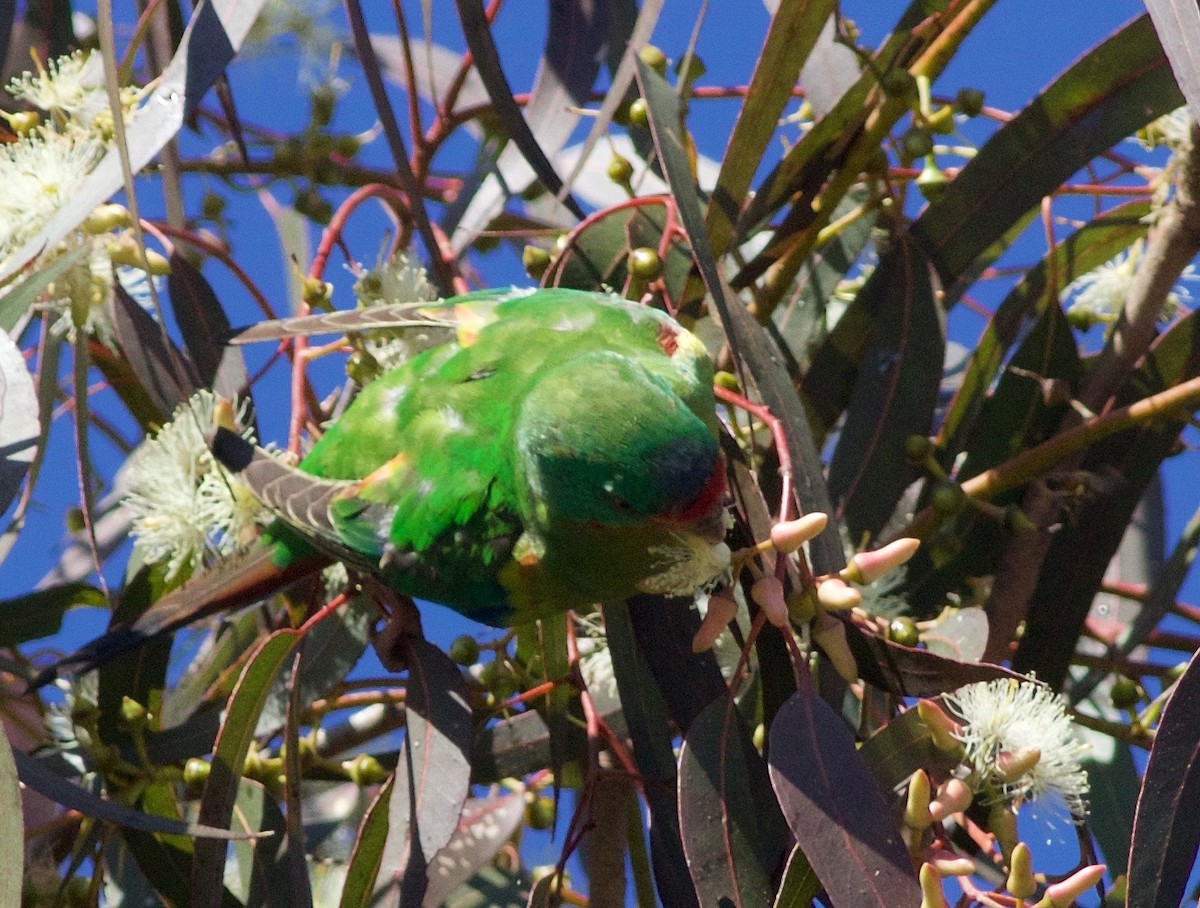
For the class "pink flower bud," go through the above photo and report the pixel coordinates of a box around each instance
[929,777,973,822]
[1040,863,1105,907]
[812,614,859,682]
[996,747,1041,783]
[750,576,789,627]
[816,577,862,611]
[692,593,739,653]
[843,537,921,585]
[769,512,828,554]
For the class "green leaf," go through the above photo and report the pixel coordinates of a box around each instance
[706,0,838,257]
[805,16,1181,435]
[0,324,40,518]
[959,304,1080,480]
[1015,310,1200,686]
[375,637,473,906]
[451,0,585,220]
[14,749,251,839]
[442,864,530,908]
[168,253,249,401]
[0,721,22,907]
[554,202,693,301]
[771,185,876,373]
[226,779,290,908]
[605,600,699,908]
[0,582,105,648]
[424,790,527,906]
[338,776,393,908]
[772,845,820,908]
[192,629,303,908]
[859,706,963,794]
[0,243,91,333]
[257,593,374,738]
[916,14,1180,286]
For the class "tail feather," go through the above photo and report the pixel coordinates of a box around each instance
[41,543,327,684]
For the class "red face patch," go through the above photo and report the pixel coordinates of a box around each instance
[656,323,679,356]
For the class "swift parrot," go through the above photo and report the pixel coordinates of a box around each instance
[54,288,730,677]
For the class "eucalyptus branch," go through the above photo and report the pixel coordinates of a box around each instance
[1083,120,1200,412]
[905,372,1200,538]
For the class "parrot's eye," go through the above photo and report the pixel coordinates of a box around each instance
[465,367,496,382]
[605,492,634,513]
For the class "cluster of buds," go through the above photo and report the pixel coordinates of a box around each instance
[690,511,920,676]
[896,684,1095,906]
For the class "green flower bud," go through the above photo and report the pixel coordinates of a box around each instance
[1067,306,1097,331]
[311,84,337,127]
[606,153,635,187]
[915,158,948,202]
[955,87,985,117]
[526,794,556,830]
[627,247,662,281]
[888,616,920,647]
[930,482,965,516]
[183,757,211,787]
[82,203,132,234]
[901,127,933,159]
[1109,676,1140,710]
[448,635,481,666]
[881,69,917,102]
[522,245,552,280]
[637,45,668,76]
[627,98,650,128]
[120,696,147,728]
[345,753,389,785]
[905,434,933,464]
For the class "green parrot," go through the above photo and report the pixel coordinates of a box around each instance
[55,288,730,676]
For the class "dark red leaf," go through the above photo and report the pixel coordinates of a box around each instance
[679,696,788,908]
[1127,650,1200,907]
[827,235,944,541]
[107,284,200,423]
[843,618,1022,698]
[375,637,472,906]
[768,688,920,906]
[167,254,248,400]
[634,58,844,573]
[453,0,586,220]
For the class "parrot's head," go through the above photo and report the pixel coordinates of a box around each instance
[516,350,727,538]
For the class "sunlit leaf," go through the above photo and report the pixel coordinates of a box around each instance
[0,721,22,907]
[0,326,39,517]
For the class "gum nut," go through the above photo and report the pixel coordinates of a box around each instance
[929,777,973,822]
[846,537,921,584]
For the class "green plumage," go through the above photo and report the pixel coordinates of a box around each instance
[58,288,729,675]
